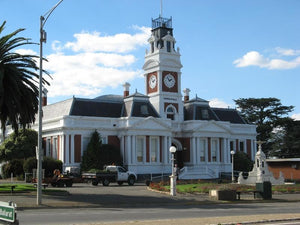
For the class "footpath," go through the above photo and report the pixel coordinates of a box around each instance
[1,183,300,224]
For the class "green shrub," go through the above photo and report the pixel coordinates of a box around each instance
[1,159,24,178]
[23,157,37,173]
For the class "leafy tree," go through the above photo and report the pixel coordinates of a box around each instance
[0,21,49,140]
[0,129,37,162]
[81,130,122,171]
[280,120,300,158]
[234,97,294,156]
[81,130,102,171]
[234,151,253,172]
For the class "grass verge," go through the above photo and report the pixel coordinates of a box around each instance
[149,181,300,194]
[0,184,68,195]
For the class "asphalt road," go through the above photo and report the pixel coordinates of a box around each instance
[17,202,300,225]
[10,183,300,225]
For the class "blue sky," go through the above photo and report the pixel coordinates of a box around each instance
[1,0,300,120]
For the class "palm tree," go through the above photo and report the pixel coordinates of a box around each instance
[0,21,48,140]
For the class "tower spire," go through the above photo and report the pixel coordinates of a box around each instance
[160,0,163,17]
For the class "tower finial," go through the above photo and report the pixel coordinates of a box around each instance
[160,0,163,17]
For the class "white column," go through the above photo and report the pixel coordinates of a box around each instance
[191,137,196,165]
[60,135,64,162]
[131,136,136,164]
[223,138,228,163]
[168,136,172,163]
[205,138,209,163]
[126,135,132,165]
[216,139,220,162]
[163,136,168,164]
[70,134,74,164]
[65,134,70,165]
[194,137,199,165]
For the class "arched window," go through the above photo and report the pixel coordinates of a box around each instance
[166,105,176,120]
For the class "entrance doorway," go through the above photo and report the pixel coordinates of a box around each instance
[171,138,184,169]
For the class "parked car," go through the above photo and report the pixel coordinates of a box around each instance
[82,165,137,186]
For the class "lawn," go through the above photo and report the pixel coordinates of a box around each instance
[150,181,300,194]
[0,184,67,194]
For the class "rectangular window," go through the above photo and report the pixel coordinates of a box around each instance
[150,137,159,163]
[167,41,171,52]
[211,139,218,162]
[199,139,206,162]
[136,137,144,163]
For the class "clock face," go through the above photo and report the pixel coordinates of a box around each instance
[164,74,175,88]
[149,74,157,89]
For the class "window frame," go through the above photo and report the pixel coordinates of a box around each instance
[150,136,160,163]
[136,136,145,163]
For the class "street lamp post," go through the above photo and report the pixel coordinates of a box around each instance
[230,150,235,183]
[37,0,64,206]
[169,146,177,196]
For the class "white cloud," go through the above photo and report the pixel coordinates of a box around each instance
[42,26,150,98]
[233,49,300,70]
[291,113,300,121]
[15,49,37,55]
[64,26,151,53]
[275,47,300,56]
[209,98,233,108]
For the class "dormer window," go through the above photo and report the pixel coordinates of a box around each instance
[141,105,149,116]
[166,105,176,120]
[202,109,209,119]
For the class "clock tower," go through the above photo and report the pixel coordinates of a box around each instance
[143,16,183,122]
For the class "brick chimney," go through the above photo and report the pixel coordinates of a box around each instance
[123,82,130,98]
[183,88,190,102]
[42,87,48,106]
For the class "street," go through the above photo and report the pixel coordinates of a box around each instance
[17,201,300,225]
[1,183,300,225]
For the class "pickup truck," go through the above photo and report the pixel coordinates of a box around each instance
[82,166,137,186]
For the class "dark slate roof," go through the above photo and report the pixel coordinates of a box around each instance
[123,92,159,118]
[70,97,123,118]
[131,101,159,118]
[184,105,219,121]
[184,99,248,124]
[68,92,159,119]
[211,108,247,124]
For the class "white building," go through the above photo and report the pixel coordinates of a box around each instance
[31,15,256,179]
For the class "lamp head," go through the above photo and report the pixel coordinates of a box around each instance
[169,146,177,153]
[230,150,235,155]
